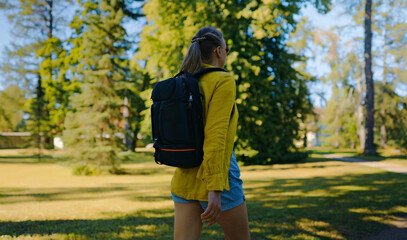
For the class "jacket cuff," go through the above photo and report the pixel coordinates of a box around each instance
[203,173,224,191]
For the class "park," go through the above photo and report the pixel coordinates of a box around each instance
[0,148,406,239]
[0,0,406,239]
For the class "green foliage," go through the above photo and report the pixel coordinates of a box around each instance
[121,61,150,150]
[137,0,331,165]
[316,0,407,152]
[385,96,407,152]
[72,164,103,176]
[0,85,27,132]
[0,0,75,150]
[26,75,52,149]
[3,0,404,162]
[319,46,362,149]
[240,151,309,165]
[36,37,73,136]
[63,0,141,172]
[321,86,359,148]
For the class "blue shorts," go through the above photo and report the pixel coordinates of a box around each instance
[172,152,245,212]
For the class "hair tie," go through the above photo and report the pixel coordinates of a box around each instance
[191,36,206,43]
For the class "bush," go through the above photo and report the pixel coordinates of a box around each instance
[239,151,309,165]
[72,164,102,176]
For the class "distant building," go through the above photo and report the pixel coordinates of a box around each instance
[0,132,31,149]
[294,108,324,148]
[53,137,64,149]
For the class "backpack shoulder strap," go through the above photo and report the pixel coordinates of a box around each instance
[173,68,226,79]
[192,67,226,78]
[174,71,185,78]
[172,68,227,96]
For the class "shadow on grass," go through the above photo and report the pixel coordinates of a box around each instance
[0,155,61,165]
[310,149,359,155]
[0,208,225,239]
[1,172,407,239]
[0,209,175,240]
[0,184,173,205]
[349,154,407,162]
[0,186,131,204]
[310,148,407,162]
[245,171,407,239]
[0,151,155,165]
[0,155,53,159]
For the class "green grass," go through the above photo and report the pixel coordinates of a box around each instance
[1,149,407,239]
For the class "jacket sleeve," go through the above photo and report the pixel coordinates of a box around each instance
[197,73,236,191]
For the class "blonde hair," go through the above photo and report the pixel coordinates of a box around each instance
[179,26,224,74]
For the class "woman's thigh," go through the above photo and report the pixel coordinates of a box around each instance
[174,202,204,240]
[217,201,250,240]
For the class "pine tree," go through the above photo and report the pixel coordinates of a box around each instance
[363,0,377,155]
[28,74,47,158]
[126,62,150,150]
[63,0,137,174]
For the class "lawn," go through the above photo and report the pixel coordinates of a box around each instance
[0,149,407,239]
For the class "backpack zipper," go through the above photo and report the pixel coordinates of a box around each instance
[188,92,193,108]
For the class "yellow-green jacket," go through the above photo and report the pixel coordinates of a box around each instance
[171,64,239,201]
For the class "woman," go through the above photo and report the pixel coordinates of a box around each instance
[171,26,250,240]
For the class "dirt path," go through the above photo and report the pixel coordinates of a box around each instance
[323,154,407,174]
[364,216,407,240]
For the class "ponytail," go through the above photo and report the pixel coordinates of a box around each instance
[180,26,224,74]
[179,42,203,74]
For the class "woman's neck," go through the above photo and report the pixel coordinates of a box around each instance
[203,59,222,68]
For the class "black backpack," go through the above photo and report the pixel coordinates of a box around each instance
[151,68,226,168]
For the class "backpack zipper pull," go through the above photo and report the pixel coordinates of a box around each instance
[188,93,193,108]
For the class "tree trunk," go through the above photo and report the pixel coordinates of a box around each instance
[123,97,133,151]
[47,0,53,39]
[335,128,339,149]
[36,74,43,161]
[363,0,377,155]
[380,26,387,149]
[357,74,365,150]
[43,0,54,149]
[303,130,308,148]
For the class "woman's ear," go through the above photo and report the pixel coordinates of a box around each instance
[215,46,222,58]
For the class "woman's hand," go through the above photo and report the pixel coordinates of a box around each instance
[201,191,221,226]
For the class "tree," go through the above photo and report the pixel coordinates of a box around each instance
[0,85,27,132]
[320,0,406,152]
[322,86,359,148]
[27,74,47,158]
[137,0,331,164]
[373,0,407,149]
[0,0,74,149]
[63,0,141,174]
[315,29,361,149]
[390,97,407,152]
[126,62,150,150]
[363,0,377,155]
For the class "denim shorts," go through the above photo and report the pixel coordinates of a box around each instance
[172,152,245,212]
